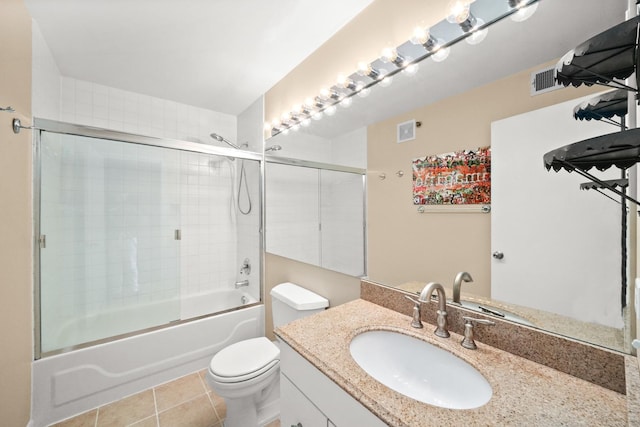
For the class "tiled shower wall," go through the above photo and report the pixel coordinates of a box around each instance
[33,22,262,352]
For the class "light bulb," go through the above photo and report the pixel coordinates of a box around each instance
[410,27,429,45]
[431,47,450,62]
[401,57,419,76]
[301,118,311,127]
[292,123,300,131]
[465,19,487,45]
[340,96,353,108]
[511,2,538,22]
[282,127,290,135]
[324,105,337,116]
[355,81,371,98]
[271,119,280,129]
[358,87,371,98]
[319,88,331,99]
[303,97,315,110]
[312,111,323,121]
[281,112,291,122]
[380,47,398,63]
[357,62,380,79]
[338,74,357,91]
[263,122,272,131]
[379,74,393,87]
[447,0,472,24]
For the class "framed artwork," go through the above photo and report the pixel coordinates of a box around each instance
[412,146,491,206]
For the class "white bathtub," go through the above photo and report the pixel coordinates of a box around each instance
[181,288,257,319]
[31,299,264,427]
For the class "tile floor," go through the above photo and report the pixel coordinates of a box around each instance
[51,370,281,427]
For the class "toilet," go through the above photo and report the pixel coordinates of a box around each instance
[206,282,328,427]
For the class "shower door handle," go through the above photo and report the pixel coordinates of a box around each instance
[39,234,46,249]
[174,229,181,241]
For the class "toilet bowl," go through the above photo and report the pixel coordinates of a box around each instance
[206,282,328,427]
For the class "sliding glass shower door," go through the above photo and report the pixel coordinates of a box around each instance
[37,127,262,356]
[39,132,182,353]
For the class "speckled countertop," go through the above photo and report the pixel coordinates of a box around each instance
[275,299,629,426]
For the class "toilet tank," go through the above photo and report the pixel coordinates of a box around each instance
[270,282,329,328]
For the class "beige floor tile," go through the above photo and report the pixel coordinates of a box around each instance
[197,369,212,393]
[51,409,97,427]
[128,415,159,427]
[96,390,156,427]
[154,373,207,412]
[207,391,226,420]
[158,395,217,427]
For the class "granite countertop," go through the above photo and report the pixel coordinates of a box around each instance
[275,299,628,426]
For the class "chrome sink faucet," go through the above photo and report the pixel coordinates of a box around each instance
[452,271,473,305]
[418,282,450,338]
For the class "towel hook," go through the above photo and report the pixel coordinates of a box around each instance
[1,106,15,113]
[12,118,33,134]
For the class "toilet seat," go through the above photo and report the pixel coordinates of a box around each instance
[209,337,280,383]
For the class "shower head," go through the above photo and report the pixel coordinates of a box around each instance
[265,145,282,152]
[210,133,242,150]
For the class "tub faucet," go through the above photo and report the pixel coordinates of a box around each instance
[452,271,473,305]
[418,282,450,338]
[234,279,249,289]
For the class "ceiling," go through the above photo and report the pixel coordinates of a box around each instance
[24,0,375,115]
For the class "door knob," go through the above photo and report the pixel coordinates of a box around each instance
[492,251,504,260]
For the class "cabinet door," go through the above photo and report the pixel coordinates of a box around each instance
[280,374,328,427]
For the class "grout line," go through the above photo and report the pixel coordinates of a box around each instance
[94,407,99,427]
[152,387,160,427]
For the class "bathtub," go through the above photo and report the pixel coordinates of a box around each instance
[31,295,264,427]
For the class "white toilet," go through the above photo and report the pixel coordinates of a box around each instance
[206,282,328,427]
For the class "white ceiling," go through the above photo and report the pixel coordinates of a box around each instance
[24,0,375,115]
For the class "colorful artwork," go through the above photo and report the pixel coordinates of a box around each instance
[412,146,491,205]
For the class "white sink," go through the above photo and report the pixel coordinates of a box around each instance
[349,330,492,410]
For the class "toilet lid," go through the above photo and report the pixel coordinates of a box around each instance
[210,337,280,381]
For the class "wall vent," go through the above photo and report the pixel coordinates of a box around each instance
[530,67,562,96]
[397,119,416,143]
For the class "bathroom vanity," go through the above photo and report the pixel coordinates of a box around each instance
[275,298,635,426]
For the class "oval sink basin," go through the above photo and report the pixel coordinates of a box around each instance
[350,330,492,410]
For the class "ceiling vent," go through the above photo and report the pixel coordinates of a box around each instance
[531,67,562,96]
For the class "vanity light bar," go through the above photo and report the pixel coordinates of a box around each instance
[266,0,541,137]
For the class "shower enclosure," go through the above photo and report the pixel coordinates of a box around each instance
[34,119,263,357]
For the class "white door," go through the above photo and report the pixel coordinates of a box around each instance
[491,94,623,328]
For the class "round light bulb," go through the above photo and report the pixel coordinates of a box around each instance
[357,61,370,76]
[325,105,337,116]
[312,111,323,121]
[379,75,393,87]
[301,118,311,127]
[431,46,450,62]
[380,47,398,64]
[340,97,353,108]
[511,2,538,22]
[319,87,331,99]
[402,61,419,76]
[447,0,472,24]
[465,20,487,45]
[282,127,290,135]
[411,27,429,45]
[263,122,272,131]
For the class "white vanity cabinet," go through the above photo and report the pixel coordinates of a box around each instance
[279,340,387,427]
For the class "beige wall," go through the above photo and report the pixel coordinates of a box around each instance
[264,253,361,340]
[0,0,32,424]
[264,0,449,125]
[367,61,601,297]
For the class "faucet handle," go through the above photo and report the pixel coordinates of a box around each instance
[461,316,495,350]
[404,295,423,329]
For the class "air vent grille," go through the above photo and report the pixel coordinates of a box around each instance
[531,67,562,96]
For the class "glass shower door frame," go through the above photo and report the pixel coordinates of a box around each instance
[33,118,264,359]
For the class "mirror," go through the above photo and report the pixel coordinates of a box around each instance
[266,0,633,352]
